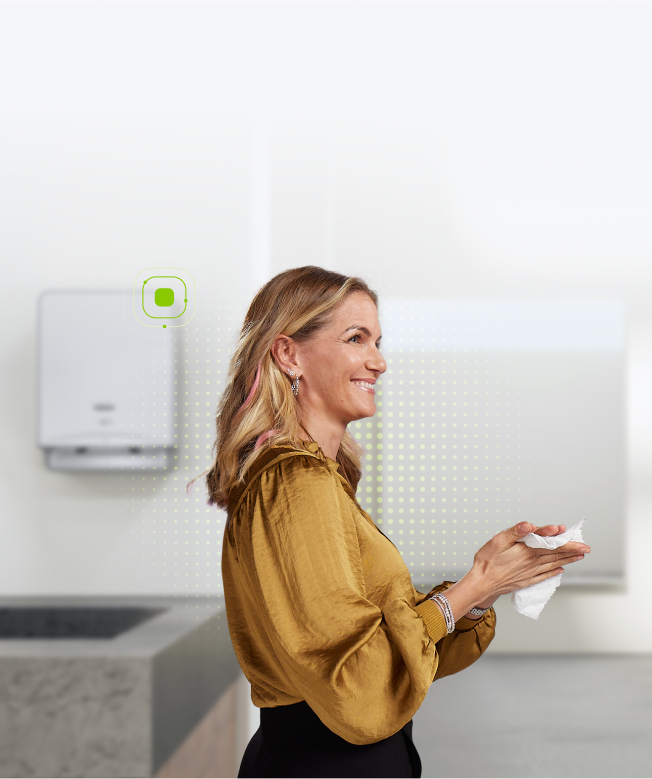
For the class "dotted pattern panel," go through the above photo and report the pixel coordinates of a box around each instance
[353,349,530,593]
[108,289,622,599]
[112,288,250,598]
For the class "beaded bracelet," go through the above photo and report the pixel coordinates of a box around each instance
[430,593,455,634]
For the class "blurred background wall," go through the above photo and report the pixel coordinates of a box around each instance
[1,0,652,656]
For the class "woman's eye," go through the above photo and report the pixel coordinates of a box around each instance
[348,334,362,344]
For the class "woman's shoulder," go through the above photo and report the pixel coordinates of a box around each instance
[227,442,328,518]
[251,442,337,492]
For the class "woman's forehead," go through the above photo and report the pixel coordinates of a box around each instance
[332,292,379,327]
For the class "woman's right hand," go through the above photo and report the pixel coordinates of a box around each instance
[470,521,591,598]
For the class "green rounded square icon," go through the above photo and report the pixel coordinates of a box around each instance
[155,287,174,307]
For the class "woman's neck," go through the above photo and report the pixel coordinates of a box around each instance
[298,419,344,461]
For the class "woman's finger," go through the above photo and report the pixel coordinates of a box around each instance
[533,549,586,573]
[534,524,563,536]
[529,541,590,562]
[515,566,566,590]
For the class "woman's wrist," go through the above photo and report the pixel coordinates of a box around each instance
[475,595,499,610]
[462,596,499,621]
[433,569,493,623]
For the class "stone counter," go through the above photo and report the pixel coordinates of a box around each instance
[0,595,241,778]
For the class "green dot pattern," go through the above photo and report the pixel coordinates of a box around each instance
[352,343,525,592]
[108,284,250,621]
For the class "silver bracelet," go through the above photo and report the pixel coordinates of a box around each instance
[430,593,455,634]
[468,606,490,617]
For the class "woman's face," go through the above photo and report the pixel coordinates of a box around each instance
[295,291,387,428]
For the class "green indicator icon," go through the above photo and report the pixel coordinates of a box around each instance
[142,276,187,319]
[132,267,196,331]
[155,287,174,307]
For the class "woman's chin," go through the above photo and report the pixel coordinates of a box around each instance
[350,400,377,421]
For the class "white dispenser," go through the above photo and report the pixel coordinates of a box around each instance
[37,290,176,471]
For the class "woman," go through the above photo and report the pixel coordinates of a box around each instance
[189,266,590,778]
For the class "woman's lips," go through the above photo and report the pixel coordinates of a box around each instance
[351,380,375,394]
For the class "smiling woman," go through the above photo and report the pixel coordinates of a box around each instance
[188,266,588,779]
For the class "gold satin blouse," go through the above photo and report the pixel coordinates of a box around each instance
[221,441,496,746]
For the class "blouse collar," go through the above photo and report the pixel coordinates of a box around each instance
[301,439,341,473]
[299,440,363,508]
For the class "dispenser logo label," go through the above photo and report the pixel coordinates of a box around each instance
[131,268,196,330]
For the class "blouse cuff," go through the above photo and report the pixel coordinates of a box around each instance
[414,598,449,643]
[455,608,494,632]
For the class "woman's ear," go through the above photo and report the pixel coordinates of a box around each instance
[271,334,300,376]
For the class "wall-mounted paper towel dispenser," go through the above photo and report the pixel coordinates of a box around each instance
[37,290,176,471]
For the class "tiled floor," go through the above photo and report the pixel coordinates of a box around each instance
[413,654,652,778]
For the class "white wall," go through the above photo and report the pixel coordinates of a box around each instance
[1,2,652,651]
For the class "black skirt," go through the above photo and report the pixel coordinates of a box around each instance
[238,700,422,778]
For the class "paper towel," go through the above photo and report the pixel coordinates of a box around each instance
[511,518,586,619]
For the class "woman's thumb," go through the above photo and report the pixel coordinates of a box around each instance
[493,522,533,551]
[507,522,533,546]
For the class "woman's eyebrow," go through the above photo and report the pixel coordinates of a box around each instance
[341,325,382,342]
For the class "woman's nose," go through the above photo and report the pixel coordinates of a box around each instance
[368,350,387,374]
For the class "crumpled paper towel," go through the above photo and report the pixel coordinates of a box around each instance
[511,518,586,619]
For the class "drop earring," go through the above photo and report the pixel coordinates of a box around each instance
[287,370,300,396]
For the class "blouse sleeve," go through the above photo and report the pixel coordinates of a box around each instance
[238,454,449,745]
[415,582,497,681]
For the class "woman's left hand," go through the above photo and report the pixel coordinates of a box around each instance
[472,524,567,609]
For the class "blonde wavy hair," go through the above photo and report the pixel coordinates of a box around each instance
[187,266,379,511]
